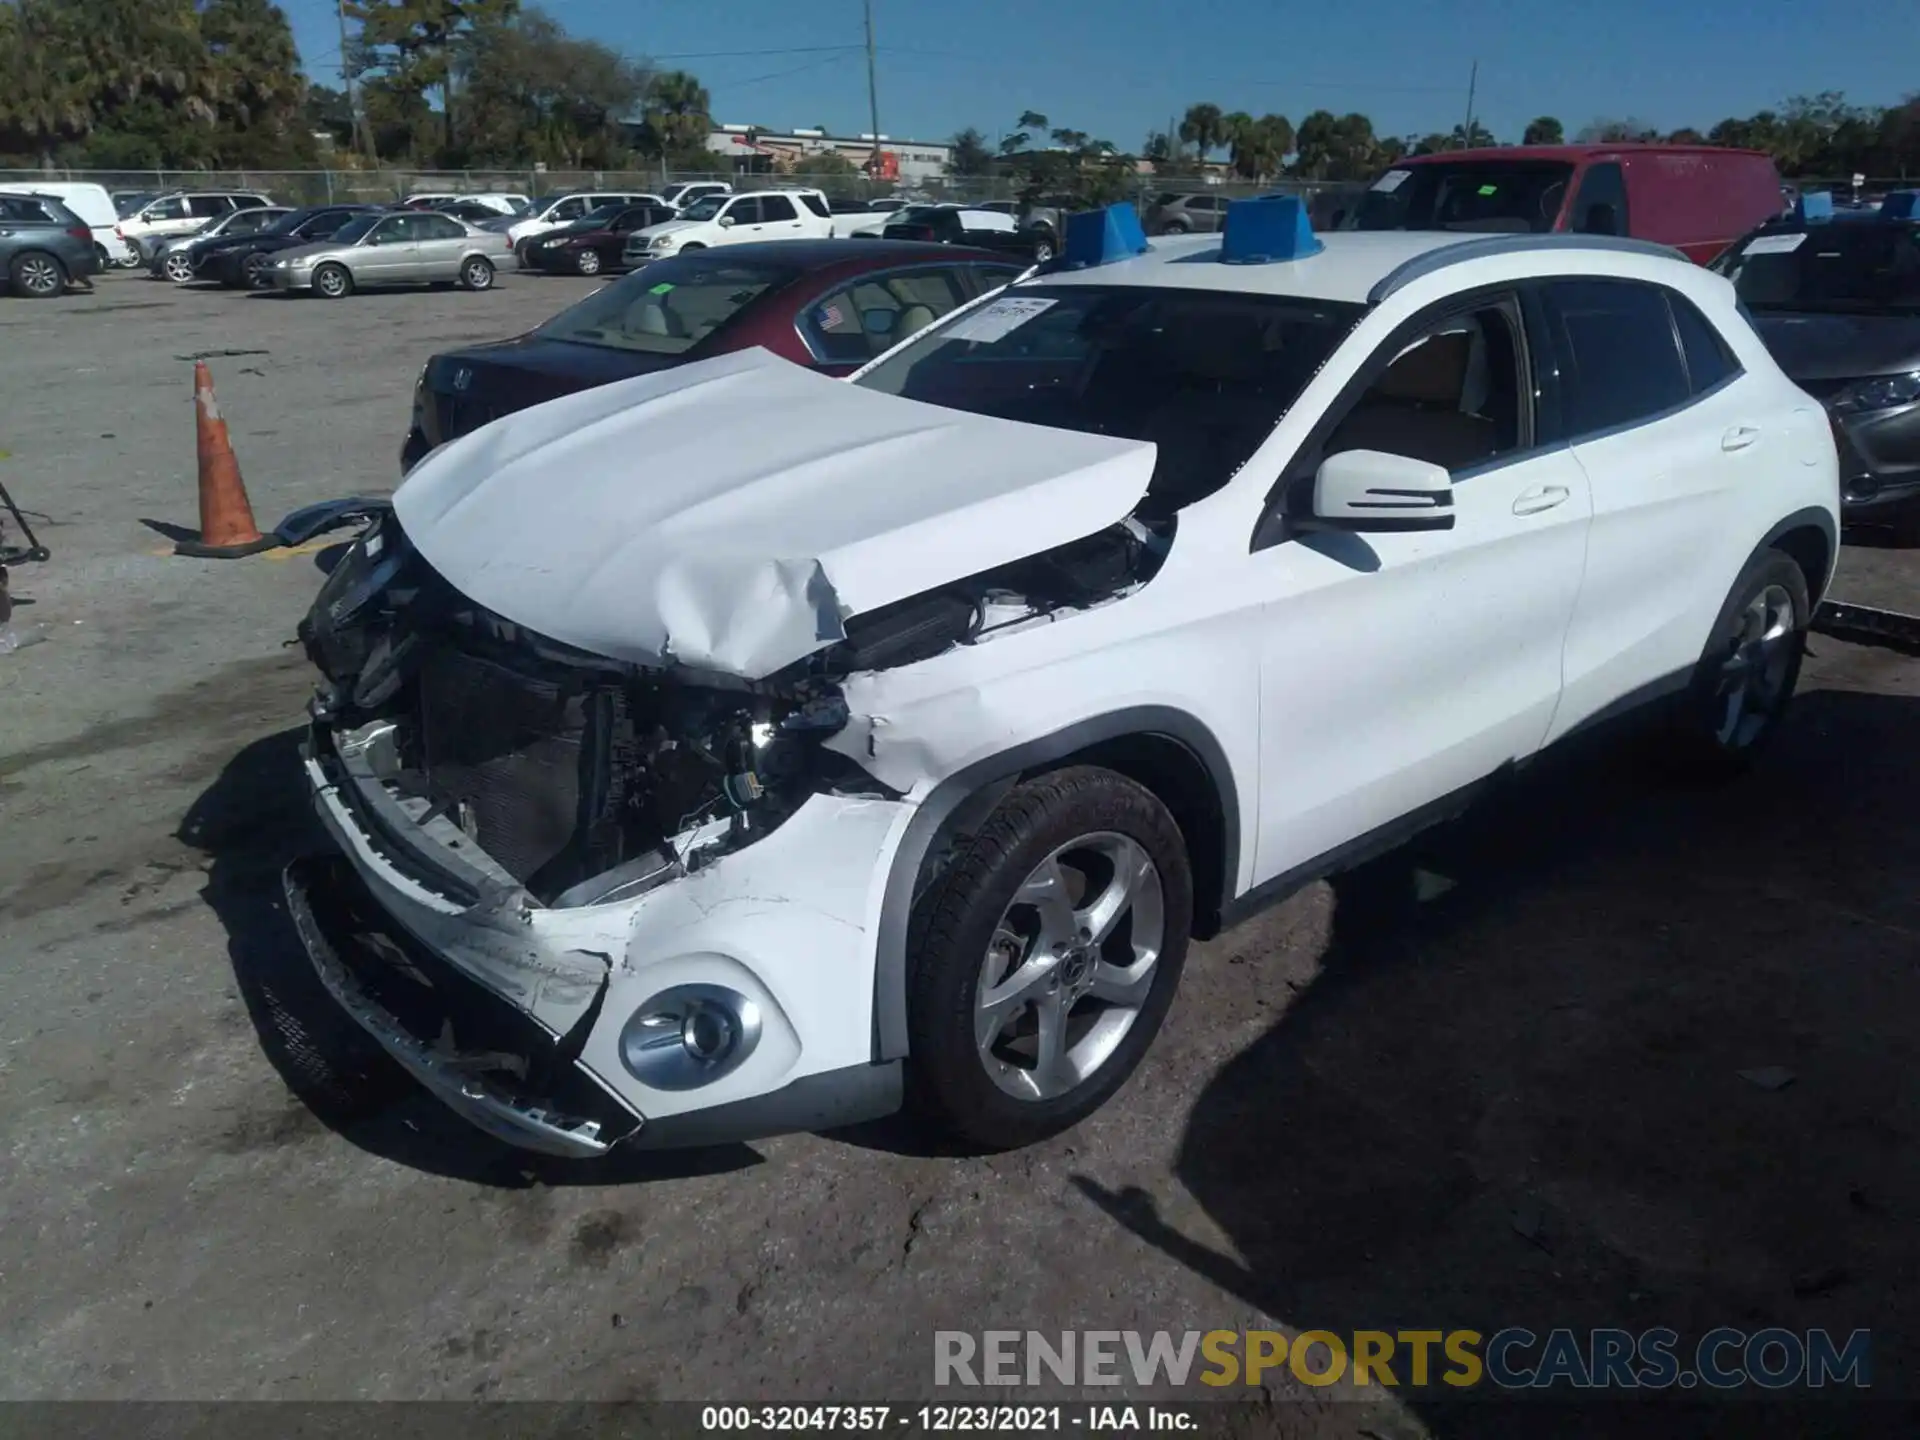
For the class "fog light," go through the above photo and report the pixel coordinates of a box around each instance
[619,984,761,1090]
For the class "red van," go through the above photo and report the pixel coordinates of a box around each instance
[1340,144,1785,264]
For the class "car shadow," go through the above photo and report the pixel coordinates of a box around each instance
[1073,686,1919,1435]
[181,726,761,1187]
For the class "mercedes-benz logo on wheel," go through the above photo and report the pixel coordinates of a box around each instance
[452,367,473,392]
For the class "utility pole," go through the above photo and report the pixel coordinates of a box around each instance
[337,0,374,162]
[1460,59,1478,148]
[863,0,882,179]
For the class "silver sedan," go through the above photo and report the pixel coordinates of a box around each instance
[268,210,514,298]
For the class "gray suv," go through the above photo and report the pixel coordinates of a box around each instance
[0,193,98,298]
[1143,192,1230,235]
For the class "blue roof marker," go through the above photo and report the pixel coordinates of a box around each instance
[1219,194,1323,264]
[1060,203,1150,270]
[1881,190,1918,220]
[1797,191,1834,223]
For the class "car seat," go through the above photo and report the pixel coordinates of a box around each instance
[1325,328,1498,472]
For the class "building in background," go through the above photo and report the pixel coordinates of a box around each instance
[706,125,952,182]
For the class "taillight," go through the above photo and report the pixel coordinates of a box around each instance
[67,226,91,243]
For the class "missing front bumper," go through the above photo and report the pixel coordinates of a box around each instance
[282,854,643,1157]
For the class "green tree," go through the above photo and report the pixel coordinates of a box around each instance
[1521,115,1563,145]
[632,68,711,169]
[1224,111,1292,181]
[1178,101,1226,162]
[948,125,993,177]
[345,0,518,159]
[455,7,645,166]
[1449,118,1496,149]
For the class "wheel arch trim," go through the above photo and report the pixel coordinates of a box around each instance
[869,705,1240,1062]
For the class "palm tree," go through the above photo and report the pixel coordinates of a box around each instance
[638,68,710,164]
[1522,116,1564,146]
[1179,102,1226,164]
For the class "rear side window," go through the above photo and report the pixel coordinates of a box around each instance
[0,196,52,222]
[800,193,831,217]
[1667,292,1741,394]
[417,214,466,240]
[1539,278,1690,435]
[188,195,232,218]
[759,194,797,222]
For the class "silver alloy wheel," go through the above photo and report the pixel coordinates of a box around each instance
[164,251,195,283]
[576,248,601,274]
[314,264,349,298]
[1713,582,1796,748]
[245,253,273,288]
[15,254,61,296]
[1031,240,1054,263]
[463,257,493,289]
[975,831,1165,1101]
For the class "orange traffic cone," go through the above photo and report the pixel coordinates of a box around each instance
[175,361,276,558]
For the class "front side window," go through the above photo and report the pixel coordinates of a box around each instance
[142,196,190,221]
[1539,278,1690,436]
[1347,162,1574,235]
[535,254,797,355]
[723,197,762,225]
[1569,163,1629,236]
[805,267,970,364]
[680,196,726,222]
[549,198,587,222]
[294,209,354,237]
[228,209,278,235]
[1324,299,1530,475]
[857,285,1365,512]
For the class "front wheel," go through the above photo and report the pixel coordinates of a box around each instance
[460,256,495,291]
[312,262,353,299]
[1029,238,1055,264]
[1664,549,1809,775]
[906,766,1192,1150]
[574,248,602,275]
[163,250,196,284]
[243,252,275,289]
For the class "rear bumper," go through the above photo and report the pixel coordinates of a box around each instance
[298,716,913,1153]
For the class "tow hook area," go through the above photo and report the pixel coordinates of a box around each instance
[282,854,643,1158]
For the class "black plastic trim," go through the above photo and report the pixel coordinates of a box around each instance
[629,1061,903,1148]
[869,706,1240,1062]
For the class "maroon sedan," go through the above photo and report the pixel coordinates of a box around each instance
[402,238,1030,472]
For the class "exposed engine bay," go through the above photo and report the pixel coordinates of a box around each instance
[298,509,1171,908]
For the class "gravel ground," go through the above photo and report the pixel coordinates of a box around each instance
[1,272,1916,1436]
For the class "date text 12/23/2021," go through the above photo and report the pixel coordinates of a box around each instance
[700,1406,1200,1433]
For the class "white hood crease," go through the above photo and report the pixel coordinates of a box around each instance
[391,347,1158,679]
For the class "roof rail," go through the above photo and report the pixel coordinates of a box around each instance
[1368,233,1691,305]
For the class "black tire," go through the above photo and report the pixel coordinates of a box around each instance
[906,766,1193,1150]
[312,262,353,299]
[1162,220,1191,235]
[1030,238,1055,264]
[243,252,275,290]
[460,255,495,291]
[679,241,706,251]
[575,247,603,275]
[513,239,538,266]
[9,250,66,298]
[1663,548,1810,776]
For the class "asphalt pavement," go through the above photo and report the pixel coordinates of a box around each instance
[1,271,1916,1436]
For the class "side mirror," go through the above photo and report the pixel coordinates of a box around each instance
[1578,202,1620,236]
[1300,450,1454,534]
[718,214,736,228]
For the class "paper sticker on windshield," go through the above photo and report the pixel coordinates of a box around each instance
[1477,184,1499,196]
[1372,170,1411,194]
[1743,232,1808,256]
[941,296,1057,344]
[648,281,676,294]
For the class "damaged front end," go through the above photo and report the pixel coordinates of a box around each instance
[289,451,1169,1154]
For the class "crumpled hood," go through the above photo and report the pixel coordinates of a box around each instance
[391,347,1157,679]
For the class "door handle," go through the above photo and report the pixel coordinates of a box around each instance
[1722,424,1761,452]
[1512,484,1571,516]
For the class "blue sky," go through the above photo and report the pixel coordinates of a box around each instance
[284,0,1916,151]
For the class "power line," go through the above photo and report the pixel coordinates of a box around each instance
[876,45,1469,95]
[726,53,858,89]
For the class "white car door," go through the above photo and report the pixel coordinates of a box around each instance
[713,196,764,245]
[1251,293,1593,882]
[1536,277,1776,742]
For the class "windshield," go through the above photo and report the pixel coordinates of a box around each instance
[1345,161,1574,234]
[535,254,797,355]
[327,215,381,244]
[856,285,1364,512]
[1717,224,1920,314]
[680,196,726,222]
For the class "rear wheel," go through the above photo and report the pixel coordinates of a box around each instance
[575,247,602,275]
[312,262,353,299]
[460,256,495,291]
[1664,549,1809,775]
[243,252,274,289]
[906,766,1192,1150]
[9,251,66,298]
[1029,238,1055,264]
